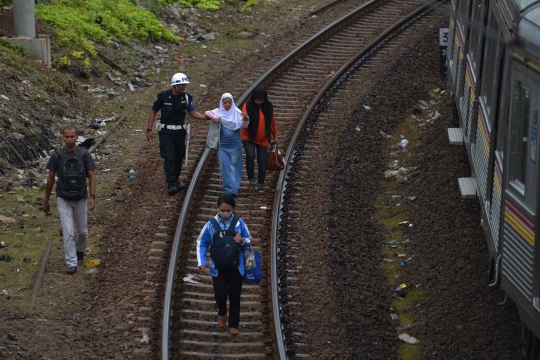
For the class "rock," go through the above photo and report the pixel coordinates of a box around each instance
[91,68,102,78]
[0,215,16,224]
[131,81,147,87]
[30,74,43,81]
[186,21,198,28]
[166,4,180,17]
[1,94,9,101]
[238,31,254,39]
[168,23,179,34]
[203,33,215,41]
[101,148,113,155]
[7,333,17,341]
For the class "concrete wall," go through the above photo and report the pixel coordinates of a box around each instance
[6,36,51,67]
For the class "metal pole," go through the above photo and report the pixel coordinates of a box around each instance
[13,0,36,38]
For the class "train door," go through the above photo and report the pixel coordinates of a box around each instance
[501,63,539,338]
[481,14,504,252]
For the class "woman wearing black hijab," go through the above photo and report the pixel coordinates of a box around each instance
[240,86,278,193]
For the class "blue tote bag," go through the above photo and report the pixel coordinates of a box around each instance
[243,247,262,283]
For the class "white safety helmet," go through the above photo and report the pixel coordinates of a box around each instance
[171,72,190,85]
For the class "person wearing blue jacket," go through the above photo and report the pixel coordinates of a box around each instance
[196,193,251,336]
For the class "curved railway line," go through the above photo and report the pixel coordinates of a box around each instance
[161,0,441,358]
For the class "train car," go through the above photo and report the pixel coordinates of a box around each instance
[447,0,540,357]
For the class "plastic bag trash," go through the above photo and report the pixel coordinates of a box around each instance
[141,330,150,344]
[363,105,371,110]
[86,268,98,275]
[397,254,406,257]
[260,206,268,210]
[399,334,419,344]
[400,256,414,267]
[129,170,138,180]
[100,121,106,127]
[400,139,409,149]
[183,274,202,284]
[408,196,417,201]
[84,260,100,268]
[432,111,441,120]
[380,130,392,139]
[200,84,207,87]
[398,221,409,225]
[390,313,399,321]
[355,125,362,131]
[1,94,9,101]
[395,283,407,291]
[127,81,135,92]
[384,170,398,179]
[383,259,394,263]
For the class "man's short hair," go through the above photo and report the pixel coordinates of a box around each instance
[62,126,77,135]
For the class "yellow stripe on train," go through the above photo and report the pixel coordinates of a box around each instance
[505,211,535,246]
[494,173,501,197]
[478,115,490,156]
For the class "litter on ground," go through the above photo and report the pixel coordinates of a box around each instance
[399,333,419,344]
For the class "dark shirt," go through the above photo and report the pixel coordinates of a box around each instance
[46,146,97,199]
[152,90,195,133]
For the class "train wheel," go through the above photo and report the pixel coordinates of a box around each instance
[521,324,533,358]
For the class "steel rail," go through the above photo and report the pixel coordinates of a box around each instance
[311,0,349,15]
[161,0,408,358]
[270,1,436,358]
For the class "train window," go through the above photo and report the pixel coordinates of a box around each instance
[507,67,539,214]
[457,0,470,33]
[479,15,501,119]
[468,0,484,70]
[509,80,530,191]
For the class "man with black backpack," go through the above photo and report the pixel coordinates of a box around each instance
[44,126,97,275]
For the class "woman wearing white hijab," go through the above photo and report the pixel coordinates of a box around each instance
[209,93,248,196]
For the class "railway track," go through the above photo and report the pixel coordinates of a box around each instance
[162,0,438,358]
[272,9,439,358]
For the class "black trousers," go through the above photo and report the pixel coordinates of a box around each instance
[159,130,186,184]
[242,140,268,185]
[212,268,243,329]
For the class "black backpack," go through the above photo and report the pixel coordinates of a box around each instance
[57,149,87,200]
[209,217,241,270]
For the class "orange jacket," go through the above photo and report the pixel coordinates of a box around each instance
[240,103,278,146]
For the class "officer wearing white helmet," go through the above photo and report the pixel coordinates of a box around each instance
[147,73,209,195]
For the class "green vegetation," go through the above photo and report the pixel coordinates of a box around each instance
[399,344,421,360]
[0,186,91,309]
[35,0,179,67]
[240,0,258,13]
[0,38,28,57]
